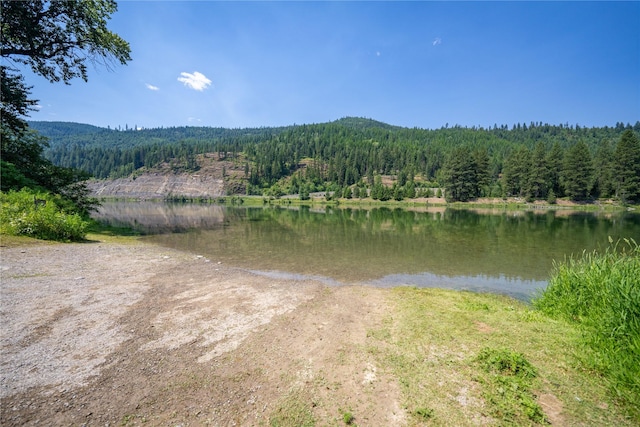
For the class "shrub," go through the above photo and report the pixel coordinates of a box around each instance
[533,239,640,418]
[0,188,88,241]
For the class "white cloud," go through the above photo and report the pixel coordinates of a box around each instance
[178,71,212,91]
[145,83,159,91]
[433,37,442,46]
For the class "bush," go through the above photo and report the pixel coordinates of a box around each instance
[0,188,88,241]
[533,239,640,417]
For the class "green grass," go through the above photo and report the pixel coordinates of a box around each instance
[475,347,545,424]
[269,391,316,427]
[364,288,633,426]
[533,238,640,420]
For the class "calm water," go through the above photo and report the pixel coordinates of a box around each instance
[94,202,640,300]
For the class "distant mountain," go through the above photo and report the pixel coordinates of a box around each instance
[28,121,110,137]
[28,121,291,150]
[28,117,403,151]
[29,117,399,140]
[332,117,401,131]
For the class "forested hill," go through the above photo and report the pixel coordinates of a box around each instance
[30,118,640,203]
[28,120,291,149]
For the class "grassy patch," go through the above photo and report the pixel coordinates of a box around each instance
[365,287,634,426]
[533,238,640,421]
[269,391,316,427]
[475,347,544,424]
[0,233,57,248]
[85,219,141,241]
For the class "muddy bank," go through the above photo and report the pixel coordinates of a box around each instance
[0,239,398,426]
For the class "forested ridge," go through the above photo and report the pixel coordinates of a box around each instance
[32,117,640,203]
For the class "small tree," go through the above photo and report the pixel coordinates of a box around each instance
[299,184,310,201]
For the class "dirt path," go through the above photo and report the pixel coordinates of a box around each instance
[1,239,401,426]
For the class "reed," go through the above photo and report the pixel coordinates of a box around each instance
[533,238,640,418]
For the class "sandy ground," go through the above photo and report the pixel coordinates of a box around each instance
[1,239,401,426]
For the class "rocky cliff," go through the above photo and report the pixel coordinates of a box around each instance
[85,153,248,200]
[86,173,225,200]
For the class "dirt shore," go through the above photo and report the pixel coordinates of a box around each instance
[1,238,399,426]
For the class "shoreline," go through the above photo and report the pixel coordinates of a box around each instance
[93,194,636,213]
[1,236,634,425]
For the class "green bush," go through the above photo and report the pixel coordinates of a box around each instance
[533,239,640,417]
[0,188,88,241]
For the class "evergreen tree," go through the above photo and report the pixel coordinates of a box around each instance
[545,142,564,197]
[614,130,640,203]
[404,181,416,199]
[527,142,549,199]
[562,140,593,201]
[502,146,531,197]
[473,148,490,196]
[392,183,404,201]
[593,139,616,198]
[299,184,310,200]
[442,146,478,202]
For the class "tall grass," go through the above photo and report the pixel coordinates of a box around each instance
[533,239,640,417]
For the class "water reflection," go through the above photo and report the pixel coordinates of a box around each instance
[93,201,224,233]
[94,202,640,300]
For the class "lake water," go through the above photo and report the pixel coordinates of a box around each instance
[93,201,640,300]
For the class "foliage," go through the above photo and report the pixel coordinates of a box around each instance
[1,0,129,220]
[533,239,640,418]
[475,347,545,423]
[441,146,481,202]
[614,130,640,203]
[341,409,355,425]
[562,140,594,201]
[0,188,88,241]
[1,66,38,134]
[1,0,131,83]
[502,145,531,197]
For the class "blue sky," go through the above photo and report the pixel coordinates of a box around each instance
[19,1,640,130]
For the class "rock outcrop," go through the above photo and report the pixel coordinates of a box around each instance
[87,173,225,200]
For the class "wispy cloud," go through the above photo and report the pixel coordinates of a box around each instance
[432,37,442,46]
[178,71,212,91]
[145,83,159,91]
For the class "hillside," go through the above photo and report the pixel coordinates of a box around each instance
[29,118,640,203]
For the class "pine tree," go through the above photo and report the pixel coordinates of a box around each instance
[562,140,593,201]
[614,130,640,203]
[474,148,491,196]
[593,139,616,198]
[502,146,531,197]
[527,142,549,199]
[442,146,479,202]
[545,142,564,197]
